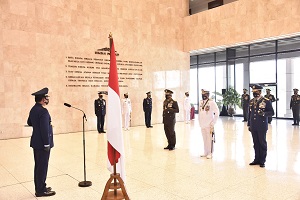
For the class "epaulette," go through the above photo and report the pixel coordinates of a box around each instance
[262,97,269,101]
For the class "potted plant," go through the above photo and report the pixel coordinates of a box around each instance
[214,87,241,117]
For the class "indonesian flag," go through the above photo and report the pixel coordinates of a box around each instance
[106,37,126,182]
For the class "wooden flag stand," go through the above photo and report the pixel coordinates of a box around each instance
[101,34,130,200]
[101,151,130,200]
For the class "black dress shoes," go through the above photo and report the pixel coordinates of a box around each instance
[35,190,56,197]
[46,187,52,192]
[169,147,175,151]
[164,146,170,150]
[149,126,153,128]
[260,164,265,168]
[249,161,260,165]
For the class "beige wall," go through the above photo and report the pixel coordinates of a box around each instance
[0,0,189,139]
[184,0,300,52]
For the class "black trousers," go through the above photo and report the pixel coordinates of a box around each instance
[243,106,248,121]
[33,149,50,193]
[292,106,299,124]
[144,110,152,127]
[97,114,105,132]
[164,123,176,147]
[251,129,267,164]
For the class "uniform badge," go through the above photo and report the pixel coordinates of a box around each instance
[259,101,266,108]
[205,105,210,111]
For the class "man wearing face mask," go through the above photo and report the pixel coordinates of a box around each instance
[198,89,219,159]
[264,89,276,124]
[248,84,274,168]
[241,88,250,122]
[163,89,179,150]
[95,91,107,133]
[122,93,132,130]
[27,88,56,197]
[290,88,300,125]
[183,92,191,124]
[143,91,153,128]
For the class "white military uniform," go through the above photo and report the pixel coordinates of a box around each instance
[198,98,219,158]
[183,96,191,123]
[122,98,132,130]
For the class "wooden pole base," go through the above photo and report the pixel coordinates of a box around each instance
[101,173,130,200]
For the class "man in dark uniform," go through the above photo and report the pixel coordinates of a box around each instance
[163,89,179,151]
[264,89,276,124]
[241,88,250,122]
[247,84,274,168]
[94,91,107,133]
[27,88,56,197]
[290,88,300,125]
[143,91,153,128]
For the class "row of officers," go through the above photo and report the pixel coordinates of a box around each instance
[242,88,300,125]
[26,86,299,196]
[94,90,193,133]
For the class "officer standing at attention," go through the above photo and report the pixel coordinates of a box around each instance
[94,91,107,133]
[27,88,56,197]
[198,89,219,159]
[122,93,132,131]
[183,92,191,124]
[290,88,300,125]
[163,89,179,151]
[241,88,250,122]
[248,84,274,168]
[143,91,153,128]
[264,89,276,124]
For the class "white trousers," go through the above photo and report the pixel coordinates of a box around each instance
[184,109,190,122]
[124,113,130,129]
[201,127,213,156]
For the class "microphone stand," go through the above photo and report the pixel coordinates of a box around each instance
[65,104,92,187]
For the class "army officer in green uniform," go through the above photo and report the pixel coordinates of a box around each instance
[264,89,276,124]
[163,89,179,151]
[290,88,300,125]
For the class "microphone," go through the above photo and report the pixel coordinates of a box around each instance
[64,103,71,107]
[64,103,87,121]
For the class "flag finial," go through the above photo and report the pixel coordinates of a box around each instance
[109,32,113,39]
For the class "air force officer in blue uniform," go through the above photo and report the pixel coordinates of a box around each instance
[247,84,274,168]
[27,88,56,197]
[95,91,107,133]
[143,91,153,128]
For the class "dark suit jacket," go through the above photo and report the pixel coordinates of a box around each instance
[247,97,274,132]
[163,98,179,124]
[143,97,152,112]
[94,98,106,116]
[27,103,54,150]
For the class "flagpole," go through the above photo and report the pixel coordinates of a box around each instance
[101,33,129,200]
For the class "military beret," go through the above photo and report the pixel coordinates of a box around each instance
[293,88,298,91]
[98,91,108,95]
[201,89,209,94]
[251,84,263,90]
[31,87,49,97]
[185,92,189,95]
[243,88,248,91]
[146,91,151,95]
[266,89,271,91]
[164,89,173,94]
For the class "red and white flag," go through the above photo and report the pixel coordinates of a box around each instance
[106,37,126,182]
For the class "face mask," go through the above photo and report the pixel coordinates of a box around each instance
[253,92,260,98]
[202,95,208,100]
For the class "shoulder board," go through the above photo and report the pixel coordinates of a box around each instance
[263,97,269,101]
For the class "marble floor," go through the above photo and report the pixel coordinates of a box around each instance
[0,117,300,200]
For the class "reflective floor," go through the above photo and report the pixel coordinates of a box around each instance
[0,117,300,200]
